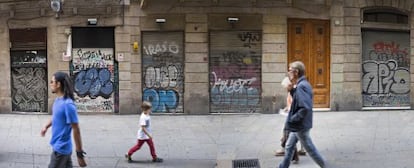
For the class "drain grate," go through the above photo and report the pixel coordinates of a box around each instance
[232,159,260,168]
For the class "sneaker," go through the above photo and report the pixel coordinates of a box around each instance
[125,153,132,162]
[152,157,163,163]
[274,149,285,156]
[298,149,306,156]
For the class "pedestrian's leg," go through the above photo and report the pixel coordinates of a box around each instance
[48,151,73,168]
[297,130,325,168]
[298,142,306,155]
[275,130,288,156]
[278,132,298,168]
[128,140,145,156]
[292,146,299,163]
[146,139,163,162]
[146,139,157,159]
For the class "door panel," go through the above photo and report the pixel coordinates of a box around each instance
[288,19,330,108]
[361,30,410,107]
[209,31,262,113]
[10,28,48,113]
[141,32,184,113]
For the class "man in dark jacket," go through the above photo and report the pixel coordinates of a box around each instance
[279,61,325,168]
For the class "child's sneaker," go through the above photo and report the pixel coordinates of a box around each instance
[125,153,132,162]
[152,157,163,163]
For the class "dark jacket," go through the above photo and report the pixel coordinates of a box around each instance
[285,76,313,132]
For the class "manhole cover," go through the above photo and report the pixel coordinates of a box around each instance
[232,159,260,168]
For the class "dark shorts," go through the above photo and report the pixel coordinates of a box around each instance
[49,151,73,168]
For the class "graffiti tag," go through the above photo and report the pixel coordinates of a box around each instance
[74,68,114,99]
[362,60,409,95]
[143,89,179,112]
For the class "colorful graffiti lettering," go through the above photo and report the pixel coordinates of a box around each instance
[71,48,115,113]
[142,65,183,112]
[143,89,179,112]
[210,31,262,113]
[211,87,259,106]
[369,41,409,67]
[74,68,114,98]
[142,34,184,113]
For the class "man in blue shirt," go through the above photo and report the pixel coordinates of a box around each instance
[278,61,326,168]
[41,71,86,168]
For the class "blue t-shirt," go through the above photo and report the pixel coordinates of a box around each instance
[50,97,79,155]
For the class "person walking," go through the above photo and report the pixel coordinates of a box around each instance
[275,77,303,164]
[40,71,87,168]
[278,61,326,168]
[125,101,163,163]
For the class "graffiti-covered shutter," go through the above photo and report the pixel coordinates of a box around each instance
[362,30,410,108]
[209,31,262,113]
[142,32,184,113]
[70,27,117,113]
[10,28,48,113]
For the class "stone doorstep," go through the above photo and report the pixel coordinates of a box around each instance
[215,159,232,168]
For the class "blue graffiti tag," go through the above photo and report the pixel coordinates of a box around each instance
[74,68,113,99]
[143,88,179,112]
[211,87,259,105]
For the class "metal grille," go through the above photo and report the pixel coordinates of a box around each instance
[209,31,262,113]
[141,31,184,113]
[232,159,260,168]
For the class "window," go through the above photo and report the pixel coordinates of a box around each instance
[363,8,408,24]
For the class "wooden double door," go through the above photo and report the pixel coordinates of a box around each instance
[288,19,330,108]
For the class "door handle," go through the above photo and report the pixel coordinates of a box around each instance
[318,68,323,75]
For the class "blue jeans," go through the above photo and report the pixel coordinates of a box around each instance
[279,129,325,168]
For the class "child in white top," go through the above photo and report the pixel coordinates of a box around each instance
[125,101,163,163]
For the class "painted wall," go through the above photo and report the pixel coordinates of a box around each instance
[361,31,410,107]
[71,48,115,112]
[209,31,262,113]
[142,32,184,113]
[10,50,47,112]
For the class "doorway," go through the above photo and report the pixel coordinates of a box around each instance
[288,19,331,108]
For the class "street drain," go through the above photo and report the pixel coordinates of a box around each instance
[232,159,260,168]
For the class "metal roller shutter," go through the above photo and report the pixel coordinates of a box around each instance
[209,31,262,113]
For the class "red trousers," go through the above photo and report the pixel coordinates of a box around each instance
[127,139,157,159]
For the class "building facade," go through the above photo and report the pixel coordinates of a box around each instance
[0,0,413,114]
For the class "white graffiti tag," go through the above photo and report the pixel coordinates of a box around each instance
[143,41,180,56]
[362,59,410,94]
[145,65,181,88]
[211,72,256,93]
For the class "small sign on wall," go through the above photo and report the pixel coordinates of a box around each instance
[62,52,71,61]
[117,53,124,61]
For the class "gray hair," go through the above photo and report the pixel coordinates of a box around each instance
[289,61,305,77]
[281,77,291,88]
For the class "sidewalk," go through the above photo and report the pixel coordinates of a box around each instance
[1,110,414,168]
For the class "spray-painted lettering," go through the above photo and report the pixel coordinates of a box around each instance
[238,32,261,48]
[211,72,256,93]
[143,41,180,56]
[143,89,179,112]
[74,68,114,98]
[362,60,410,106]
[71,48,115,112]
[144,65,181,88]
[11,67,47,112]
[369,41,409,67]
[142,33,185,113]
